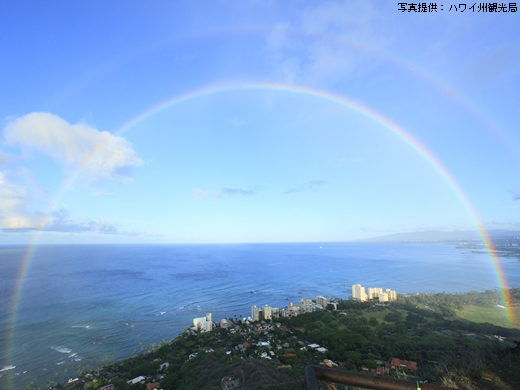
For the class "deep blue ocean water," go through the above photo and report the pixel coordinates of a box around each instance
[0,242,519,389]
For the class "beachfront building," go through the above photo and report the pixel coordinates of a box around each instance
[251,304,279,321]
[299,298,313,314]
[371,288,397,302]
[352,284,367,302]
[193,313,213,332]
[316,295,328,310]
[251,305,262,322]
[386,288,397,301]
[354,285,397,302]
[378,292,389,302]
[263,304,272,320]
[288,302,301,317]
[368,287,383,300]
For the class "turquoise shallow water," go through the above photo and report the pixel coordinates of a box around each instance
[0,242,518,389]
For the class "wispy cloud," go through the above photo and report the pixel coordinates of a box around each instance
[0,167,128,234]
[265,1,386,85]
[490,220,520,227]
[217,187,258,197]
[510,189,520,200]
[461,43,520,89]
[90,191,116,197]
[43,209,118,233]
[231,117,246,127]
[193,187,259,199]
[284,180,328,195]
[0,150,14,167]
[0,201,119,233]
[193,188,213,199]
[120,229,162,237]
[3,112,143,183]
[360,227,394,233]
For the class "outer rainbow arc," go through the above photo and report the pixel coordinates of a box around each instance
[5,83,514,388]
[45,26,520,161]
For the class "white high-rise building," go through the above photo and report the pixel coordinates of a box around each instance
[199,319,213,332]
[251,305,262,321]
[299,298,313,314]
[368,288,383,300]
[386,289,397,301]
[193,313,213,332]
[316,296,328,310]
[378,292,389,302]
[352,284,367,302]
[262,304,272,320]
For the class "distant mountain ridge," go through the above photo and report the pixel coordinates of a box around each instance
[356,229,520,243]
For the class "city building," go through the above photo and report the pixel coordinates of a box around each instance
[251,305,262,322]
[386,288,397,301]
[299,298,313,314]
[316,295,328,310]
[368,288,383,300]
[378,292,389,302]
[352,284,367,302]
[355,285,398,302]
[288,302,300,317]
[262,304,272,320]
[193,313,213,332]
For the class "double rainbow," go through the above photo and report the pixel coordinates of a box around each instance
[4,83,514,389]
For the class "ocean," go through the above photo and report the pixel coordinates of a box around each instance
[0,242,519,389]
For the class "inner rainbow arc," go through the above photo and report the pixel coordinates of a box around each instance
[5,82,514,388]
[111,83,516,326]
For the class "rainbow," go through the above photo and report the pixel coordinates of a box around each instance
[44,26,520,160]
[5,83,515,388]
[112,82,514,321]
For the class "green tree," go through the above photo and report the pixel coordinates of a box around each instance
[24,381,40,390]
[384,311,403,322]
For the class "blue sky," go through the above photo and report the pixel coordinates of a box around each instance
[0,1,519,244]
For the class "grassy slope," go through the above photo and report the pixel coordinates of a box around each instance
[455,306,520,329]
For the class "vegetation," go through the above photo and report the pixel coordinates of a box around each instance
[26,289,520,390]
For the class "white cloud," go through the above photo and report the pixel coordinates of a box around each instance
[0,171,45,229]
[265,1,386,85]
[4,112,143,182]
[0,171,119,233]
[0,150,14,166]
[284,180,328,194]
[44,209,118,233]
